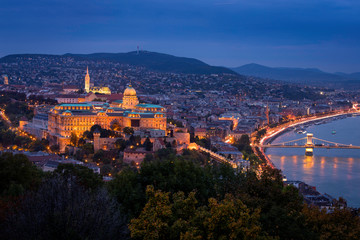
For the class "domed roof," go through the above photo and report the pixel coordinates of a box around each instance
[124,85,137,96]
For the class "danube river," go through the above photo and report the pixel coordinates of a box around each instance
[266,116,360,207]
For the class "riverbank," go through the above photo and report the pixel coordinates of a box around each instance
[255,111,359,170]
[262,114,360,208]
[259,111,359,147]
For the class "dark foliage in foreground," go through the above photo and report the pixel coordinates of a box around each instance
[1,152,360,240]
[1,176,128,240]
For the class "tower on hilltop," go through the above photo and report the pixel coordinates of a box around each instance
[84,67,90,92]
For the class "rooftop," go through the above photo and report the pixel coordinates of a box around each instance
[136,103,164,108]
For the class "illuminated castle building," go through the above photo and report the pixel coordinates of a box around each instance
[3,75,8,85]
[48,84,166,152]
[84,67,111,95]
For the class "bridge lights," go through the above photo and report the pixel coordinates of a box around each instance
[305,147,313,156]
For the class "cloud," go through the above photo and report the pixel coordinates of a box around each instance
[1,0,360,72]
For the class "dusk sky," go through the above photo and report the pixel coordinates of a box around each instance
[1,0,360,72]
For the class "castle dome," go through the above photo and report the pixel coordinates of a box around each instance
[124,85,137,96]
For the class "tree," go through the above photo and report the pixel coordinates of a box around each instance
[129,187,263,240]
[53,164,103,190]
[239,134,250,145]
[123,127,134,135]
[101,164,112,176]
[129,185,172,240]
[111,121,121,131]
[50,144,60,153]
[115,138,127,151]
[93,150,105,163]
[74,149,85,161]
[90,124,102,133]
[255,129,267,142]
[83,130,93,140]
[0,153,42,197]
[1,176,128,240]
[143,137,153,151]
[203,195,262,240]
[28,140,46,152]
[77,137,86,147]
[233,134,251,152]
[144,154,154,162]
[107,168,145,218]
[129,135,141,146]
[70,132,78,147]
[81,143,94,155]
[303,205,360,240]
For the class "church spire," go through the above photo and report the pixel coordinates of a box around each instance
[85,66,90,93]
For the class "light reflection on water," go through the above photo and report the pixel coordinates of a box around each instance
[266,116,360,207]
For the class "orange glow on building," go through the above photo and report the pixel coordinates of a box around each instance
[48,85,166,152]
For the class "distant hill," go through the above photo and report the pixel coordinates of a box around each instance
[0,51,237,75]
[232,63,358,86]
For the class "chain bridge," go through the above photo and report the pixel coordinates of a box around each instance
[260,133,360,156]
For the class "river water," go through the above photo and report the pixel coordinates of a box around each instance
[266,116,360,207]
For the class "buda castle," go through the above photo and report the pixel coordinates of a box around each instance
[47,83,166,152]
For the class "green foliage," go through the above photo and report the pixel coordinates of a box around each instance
[0,146,360,239]
[0,153,42,197]
[107,168,145,218]
[108,155,215,218]
[28,138,49,152]
[143,137,153,151]
[115,138,127,151]
[111,121,121,131]
[278,85,325,101]
[101,164,112,176]
[53,164,103,191]
[303,205,360,240]
[82,130,93,140]
[123,127,134,135]
[256,129,267,142]
[70,132,78,147]
[81,143,94,155]
[77,137,86,147]
[111,153,352,239]
[129,186,263,240]
[0,129,33,149]
[129,135,141,147]
[155,148,177,161]
[4,102,34,126]
[1,176,128,240]
[144,154,154,162]
[193,136,211,149]
[129,186,172,240]
[93,150,105,162]
[90,124,102,132]
[50,144,60,153]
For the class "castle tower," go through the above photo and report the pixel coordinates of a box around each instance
[122,84,139,109]
[85,67,90,92]
[93,129,101,152]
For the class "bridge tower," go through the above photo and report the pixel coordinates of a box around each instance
[305,133,314,156]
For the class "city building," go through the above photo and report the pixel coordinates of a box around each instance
[47,84,166,152]
[3,75,8,85]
